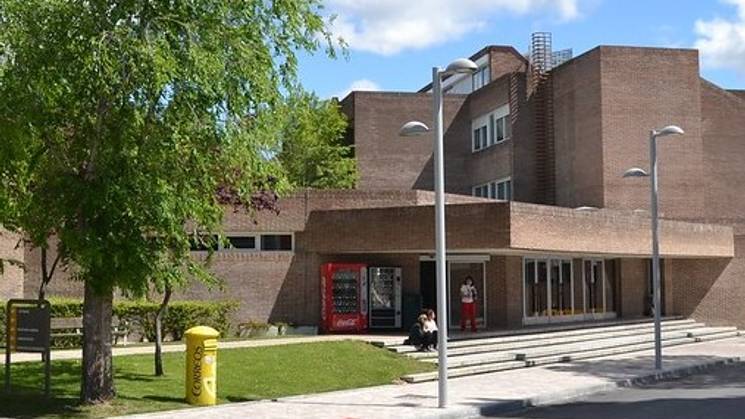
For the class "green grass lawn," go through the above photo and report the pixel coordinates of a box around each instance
[0,340,433,418]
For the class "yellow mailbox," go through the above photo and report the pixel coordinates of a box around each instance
[185,326,220,406]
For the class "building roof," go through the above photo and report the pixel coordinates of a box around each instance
[417,45,527,93]
[305,201,734,258]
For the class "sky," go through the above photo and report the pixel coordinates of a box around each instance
[296,0,745,99]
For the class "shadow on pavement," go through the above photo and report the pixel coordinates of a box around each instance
[542,354,735,381]
[493,396,745,419]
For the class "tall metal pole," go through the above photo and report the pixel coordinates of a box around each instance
[432,66,449,408]
[649,130,663,370]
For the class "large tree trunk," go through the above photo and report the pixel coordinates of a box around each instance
[154,286,172,376]
[81,282,115,403]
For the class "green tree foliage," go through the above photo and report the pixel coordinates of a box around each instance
[278,92,357,189]
[0,0,338,403]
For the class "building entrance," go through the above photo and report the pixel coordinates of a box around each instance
[419,256,488,329]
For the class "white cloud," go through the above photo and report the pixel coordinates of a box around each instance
[326,0,583,55]
[334,79,381,99]
[694,0,745,72]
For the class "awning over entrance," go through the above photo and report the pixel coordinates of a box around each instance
[304,201,734,258]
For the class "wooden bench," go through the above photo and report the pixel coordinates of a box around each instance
[50,317,130,346]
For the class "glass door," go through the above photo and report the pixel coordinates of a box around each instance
[448,262,486,329]
[524,257,574,324]
[582,259,617,319]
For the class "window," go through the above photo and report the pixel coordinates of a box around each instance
[471,65,490,91]
[472,177,512,201]
[190,233,292,252]
[471,104,510,152]
[227,236,257,250]
[189,235,219,251]
[261,234,293,251]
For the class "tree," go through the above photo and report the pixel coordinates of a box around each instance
[278,92,357,189]
[0,0,337,404]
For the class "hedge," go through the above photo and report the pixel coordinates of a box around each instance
[0,298,238,348]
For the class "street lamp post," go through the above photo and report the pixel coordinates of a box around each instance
[623,125,685,371]
[400,58,477,408]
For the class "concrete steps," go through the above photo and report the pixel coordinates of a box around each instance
[397,319,742,383]
[406,321,705,360]
[389,319,697,355]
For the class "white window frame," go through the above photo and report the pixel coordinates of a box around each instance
[471,104,511,153]
[471,65,490,91]
[522,256,579,325]
[190,232,294,253]
[223,232,259,252]
[258,233,295,252]
[471,177,512,201]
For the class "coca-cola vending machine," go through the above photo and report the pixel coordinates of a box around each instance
[320,263,368,333]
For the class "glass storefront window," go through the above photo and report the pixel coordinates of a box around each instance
[524,258,572,320]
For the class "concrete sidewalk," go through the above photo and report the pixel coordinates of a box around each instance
[1,334,404,364]
[120,337,745,419]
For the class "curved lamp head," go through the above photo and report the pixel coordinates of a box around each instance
[654,125,685,138]
[623,167,650,178]
[574,206,599,212]
[444,58,479,75]
[399,121,430,137]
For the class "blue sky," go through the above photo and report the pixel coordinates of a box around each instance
[297,0,745,98]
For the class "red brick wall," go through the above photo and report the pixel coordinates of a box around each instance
[465,75,514,190]
[619,259,647,318]
[600,47,705,219]
[488,47,529,81]
[552,48,605,209]
[671,237,745,328]
[342,92,467,191]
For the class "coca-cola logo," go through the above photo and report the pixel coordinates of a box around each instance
[334,318,358,328]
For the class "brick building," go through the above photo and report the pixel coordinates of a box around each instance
[2,41,744,333]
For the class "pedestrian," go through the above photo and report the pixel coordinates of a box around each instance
[460,276,478,332]
[423,309,438,351]
[404,314,429,351]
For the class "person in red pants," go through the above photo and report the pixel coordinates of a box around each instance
[460,276,478,332]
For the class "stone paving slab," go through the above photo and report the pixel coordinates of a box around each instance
[1,334,404,364]
[118,337,745,419]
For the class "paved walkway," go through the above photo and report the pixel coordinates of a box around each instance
[120,337,745,419]
[1,334,404,364]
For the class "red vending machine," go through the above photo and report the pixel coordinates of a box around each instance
[320,263,368,333]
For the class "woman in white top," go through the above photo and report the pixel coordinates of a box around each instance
[422,309,438,351]
[460,276,478,332]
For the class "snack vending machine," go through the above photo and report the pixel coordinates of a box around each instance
[320,263,368,333]
[368,267,402,329]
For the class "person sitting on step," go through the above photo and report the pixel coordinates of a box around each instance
[404,314,430,352]
[423,309,438,351]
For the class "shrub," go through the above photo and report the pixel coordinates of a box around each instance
[0,299,237,348]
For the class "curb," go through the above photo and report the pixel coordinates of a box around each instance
[428,356,742,419]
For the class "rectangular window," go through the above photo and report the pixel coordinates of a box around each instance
[227,236,257,250]
[471,104,510,153]
[472,177,512,201]
[189,235,219,251]
[471,66,491,91]
[261,234,293,251]
[489,114,495,145]
[496,116,505,142]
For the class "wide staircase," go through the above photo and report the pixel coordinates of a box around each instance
[383,318,741,383]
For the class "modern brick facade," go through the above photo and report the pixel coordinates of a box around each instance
[7,43,745,333]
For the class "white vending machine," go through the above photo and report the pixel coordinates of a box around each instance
[368,267,403,329]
